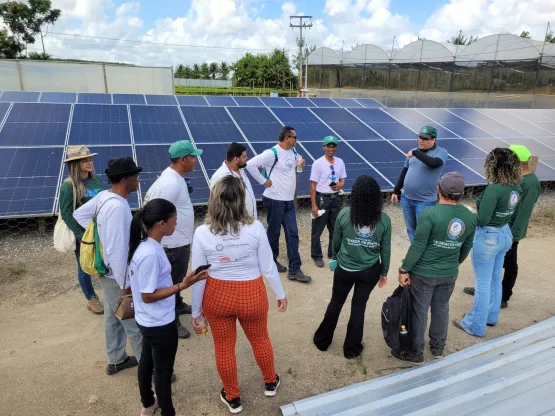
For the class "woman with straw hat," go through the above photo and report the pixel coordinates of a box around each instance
[60,145,104,315]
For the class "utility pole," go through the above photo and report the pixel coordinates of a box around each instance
[290,15,313,97]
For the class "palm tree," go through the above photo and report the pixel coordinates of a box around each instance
[219,61,230,80]
[208,62,219,80]
[547,31,555,44]
[200,63,210,79]
[447,32,478,46]
[191,63,201,79]
[174,64,185,78]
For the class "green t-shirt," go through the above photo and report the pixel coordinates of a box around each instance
[476,183,522,228]
[332,208,391,275]
[59,177,104,239]
[510,173,541,241]
[401,204,477,279]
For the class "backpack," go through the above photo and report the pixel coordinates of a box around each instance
[381,285,413,352]
[53,179,77,253]
[79,197,117,277]
[261,146,297,179]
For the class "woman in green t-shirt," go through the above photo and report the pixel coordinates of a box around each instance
[314,175,390,359]
[455,148,521,337]
[59,146,104,315]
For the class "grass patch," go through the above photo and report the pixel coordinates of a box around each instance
[174,85,296,96]
[531,205,555,226]
[286,366,297,378]
[8,265,26,276]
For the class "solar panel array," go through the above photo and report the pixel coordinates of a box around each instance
[0,90,554,218]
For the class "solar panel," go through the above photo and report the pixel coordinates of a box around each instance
[507,110,550,123]
[443,159,485,185]
[205,96,237,107]
[308,98,340,108]
[418,109,462,123]
[382,108,428,123]
[449,109,524,138]
[349,109,396,123]
[227,107,282,142]
[534,110,555,121]
[181,107,244,144]
[233,96,264,107]
[271,108,334,141]
[0,91,40,103]
[0,103,71,146]
[349,109,417,140]
[346,140,404,188]
[113,94,146,105]
[354,98,384,108]
[311,108,381,140]
[259,97,292,107]
[0,102,10,120]
[176,96,209,106]
[0,147,63,216]
[284,98,313,107]
[39,92,77,104]
[135,144,209,204]
[145,95,178,106]
[532,122,555,135]
[198,142,247,175]
[130,106,188,144]
[77,93,112,104]
[332,98,363,108]
[69,104,131,145]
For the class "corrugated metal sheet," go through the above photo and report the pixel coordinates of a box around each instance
[281,317,555,416]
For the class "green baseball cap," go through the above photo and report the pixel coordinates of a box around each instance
[323,136,338,146]
[169,140,203,158]
[509,144,531,162]
[419,126,437,139]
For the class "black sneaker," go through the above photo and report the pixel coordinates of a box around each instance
[176,319,191,339]
[275,261,287,273]
[176,302,192,315]
[287,270,312,283]
[463,287,475,296]
[106,356,138,375]
[220,388,243,414]
[264,374,280,397]
[501,301,508,309]
[430,348,444,359]
[313,258,325,268]
[391,349,425,365]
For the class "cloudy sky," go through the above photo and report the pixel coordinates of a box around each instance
[19,0,555,67]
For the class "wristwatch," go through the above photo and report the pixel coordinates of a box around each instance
[398,268,408,274]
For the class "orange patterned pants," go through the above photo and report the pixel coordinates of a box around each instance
[203,276,277,400]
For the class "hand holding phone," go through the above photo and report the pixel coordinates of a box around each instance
[195,264,211,275]
[329,181,337,188]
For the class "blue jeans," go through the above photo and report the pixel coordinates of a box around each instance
[75,241,96,300]
[461,225,513,337]
[400,194,437,242]
[263,197,302,274]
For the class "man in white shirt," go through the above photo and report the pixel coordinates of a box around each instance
[245,126,311,283]
[209,142,257,219]
[73,157,143,375]
[309,136,347,268]
[144,139,203,339]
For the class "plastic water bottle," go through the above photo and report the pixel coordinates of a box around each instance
[311,209,326,219]
[196,315,208,338]
[399,325,411,350]
[297,155,303,173]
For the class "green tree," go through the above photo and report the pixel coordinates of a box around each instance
[219,61,230,80]
[233,49,296,89]
[200,62,210,79]
[293,38,316,72]
[547,31,555,44]
[174,64,185,78]
[447,32,478,46]
[191,63,201,78]
[520,31,531,39]
[29,51,50,59]
[0,0,61,56]
[208,62,219,80]
[0,28,24,58]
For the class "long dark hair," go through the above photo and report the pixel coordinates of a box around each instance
[350,175,383,230]
[128,198,176,264]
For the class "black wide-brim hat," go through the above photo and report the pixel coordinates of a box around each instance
[105,157,143,177]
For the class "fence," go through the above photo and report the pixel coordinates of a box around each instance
[0,59,174,94]
[174,78,232,88]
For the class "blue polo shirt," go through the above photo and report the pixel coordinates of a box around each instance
[402,145,449,202]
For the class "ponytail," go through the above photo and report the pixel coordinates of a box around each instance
[127,198,177,264]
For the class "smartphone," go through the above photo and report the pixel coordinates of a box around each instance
[195,264,211,274]
[328,260,337,272]
[329,181,337,188]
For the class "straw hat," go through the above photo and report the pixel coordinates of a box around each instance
[64,145,98,163]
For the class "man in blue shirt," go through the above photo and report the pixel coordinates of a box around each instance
[391,126,449,242]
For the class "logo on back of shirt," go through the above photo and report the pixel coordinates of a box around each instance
[447,218,465,240]
[508,191,519,210]
[354,225,374,238]
[216,244,224,252]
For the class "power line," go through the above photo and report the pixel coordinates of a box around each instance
[47,31,284,51]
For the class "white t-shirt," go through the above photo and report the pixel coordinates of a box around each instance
[209,162,257,219]
[191,220,286,318]
[144,167,193,248]
[310,156,347,194]
[245,145,300,201]
[129,238,175,327]
[73,190,132,289]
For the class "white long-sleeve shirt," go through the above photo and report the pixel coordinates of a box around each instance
[209,162,257,219]
[191,220,286,318]
[73,190,132,289]
[245,145,299,201]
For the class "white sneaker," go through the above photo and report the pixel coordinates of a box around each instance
[140,395,158,416]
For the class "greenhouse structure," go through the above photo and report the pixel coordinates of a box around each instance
[307,34,555,94]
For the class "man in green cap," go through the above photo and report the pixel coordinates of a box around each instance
[309,135,347,268]
[392,126,449,242]
[464,144,541,308]
[144,140,204,339]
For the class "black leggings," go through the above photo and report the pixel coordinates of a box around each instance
[138,322,178,416]
[314,262,381,358]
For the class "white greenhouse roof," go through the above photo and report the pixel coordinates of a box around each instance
[457,34,541,62]
[307,47,342,65]
[343,44,390,64]
[393,40,456,63]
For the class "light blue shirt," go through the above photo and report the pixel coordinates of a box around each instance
[402,145,449,202]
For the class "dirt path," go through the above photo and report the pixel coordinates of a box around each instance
[1,219,554,416]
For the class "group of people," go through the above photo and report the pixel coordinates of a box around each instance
[57,123,541,415]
